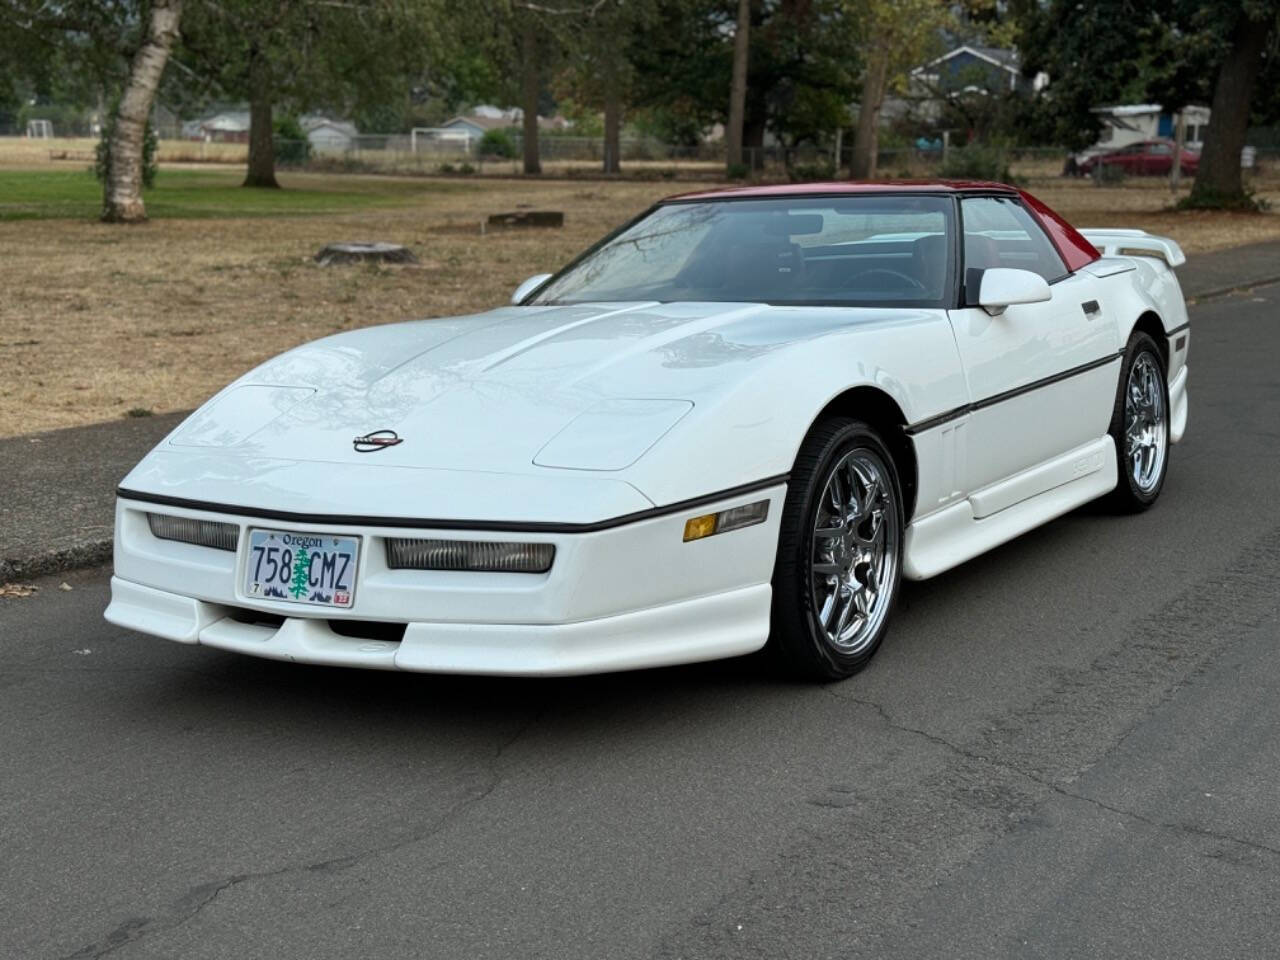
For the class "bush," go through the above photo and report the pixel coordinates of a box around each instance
[477,128,516,159]
[938,142,1012,183]
[273,114,312,166]
[787,160,835,183]
[95,109,158,189]
[725,161,749,180]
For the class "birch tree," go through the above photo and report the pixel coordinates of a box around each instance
[0,0,181,222]
[103,0,181,220]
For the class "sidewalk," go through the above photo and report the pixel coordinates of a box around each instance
[1,413,184,580]
[3,240,1279,581]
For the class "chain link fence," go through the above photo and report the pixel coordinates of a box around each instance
[8,130,1280,183]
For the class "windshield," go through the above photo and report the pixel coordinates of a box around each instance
[530,195,955,308]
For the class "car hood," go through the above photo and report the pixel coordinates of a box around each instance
[155,300,895,475]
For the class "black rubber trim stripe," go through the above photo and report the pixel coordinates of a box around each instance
[1165,321,1191,336]
[117,474,790,535]
[904,350,1124,436]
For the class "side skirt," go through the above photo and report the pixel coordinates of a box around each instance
[902,436,1118,581]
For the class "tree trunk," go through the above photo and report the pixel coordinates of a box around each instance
[521,14,542,175]
[725,0,750,173]
[1170,110,1185,194]
[849,50,887,179]
[243,53,279,188]
[1187,12,1269,208]
[101,0,181,223]
[602,58,622,174]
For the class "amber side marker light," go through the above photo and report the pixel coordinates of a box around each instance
[683,500,770,542]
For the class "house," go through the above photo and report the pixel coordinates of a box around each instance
[437,107,573,143]
[438,112,517,141]
[183,110,250,142]
[1086,104,1212,156]
[301,116,358,151]
[911,45,1048,98]
[886,44,1048,124]
[182,109,359,148]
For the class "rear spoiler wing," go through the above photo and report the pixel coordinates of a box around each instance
[1078,228,1186,268]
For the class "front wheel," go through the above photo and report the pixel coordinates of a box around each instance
[768,418,904,680]
[1106,333,1170,511]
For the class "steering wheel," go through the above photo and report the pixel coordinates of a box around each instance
[850,268,929,294]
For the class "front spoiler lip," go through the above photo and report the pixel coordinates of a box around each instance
[116,473,789,535]
[105,576,773,676]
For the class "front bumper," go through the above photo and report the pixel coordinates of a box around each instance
[106,487,784,676]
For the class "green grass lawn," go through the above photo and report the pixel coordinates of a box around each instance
[0,167,461,220]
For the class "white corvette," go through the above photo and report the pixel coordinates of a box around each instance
[106,182,1190,679]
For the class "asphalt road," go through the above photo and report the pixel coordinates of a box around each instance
[4,283,1280,960]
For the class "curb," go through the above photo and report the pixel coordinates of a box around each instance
[1,539,113,584]
[1184,273,1280,304]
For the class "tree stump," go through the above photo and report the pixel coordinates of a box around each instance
[314,243,419,266]
[485,211,565,230]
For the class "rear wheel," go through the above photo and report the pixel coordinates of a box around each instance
[1106,332,1169,511]
[769,418,904,680]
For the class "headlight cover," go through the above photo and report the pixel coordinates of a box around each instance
[533,399,693,471]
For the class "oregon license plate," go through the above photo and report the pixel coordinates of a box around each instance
[244,529,359,608]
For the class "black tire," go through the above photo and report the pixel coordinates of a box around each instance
[1105,332,1170,512]
[768,417,905,681]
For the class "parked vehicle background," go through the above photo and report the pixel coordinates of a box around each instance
[1076,138,1200,177]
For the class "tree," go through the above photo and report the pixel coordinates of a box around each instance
[0,0,180,222]
[1187,3,1277,209]
[519,6,543,174]
[1019,0,1280,207]
[289,547,312,599]
[847,0,949,179]
[725,0,750,173]
[633,0,861,166]
[104,0,181,220]
[1017,1,1203,152]
[180,0,441,188]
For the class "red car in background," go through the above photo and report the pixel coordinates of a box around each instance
[1078,138,1200,177]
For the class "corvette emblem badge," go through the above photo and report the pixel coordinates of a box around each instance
[353,429,403,453]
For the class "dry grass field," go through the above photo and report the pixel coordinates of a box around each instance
[0,172,714,435]
[3,148,1280,438]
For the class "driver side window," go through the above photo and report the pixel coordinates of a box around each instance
[960,196,1069,286]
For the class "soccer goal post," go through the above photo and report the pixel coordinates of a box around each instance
[26,119,54,139]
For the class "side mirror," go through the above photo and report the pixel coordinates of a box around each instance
[511,273,553,305]
[977,268,1051,316]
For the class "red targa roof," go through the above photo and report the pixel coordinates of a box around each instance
[663,179,1101,272]
[667,180,1021,202]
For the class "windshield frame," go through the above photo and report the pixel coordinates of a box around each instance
[522,191,966,310]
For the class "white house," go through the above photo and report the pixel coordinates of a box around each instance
[1088,104,1212,154]
[301,116,359,151]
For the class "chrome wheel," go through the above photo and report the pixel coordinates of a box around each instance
[810,449,899,655]
[1125,352,1167,494]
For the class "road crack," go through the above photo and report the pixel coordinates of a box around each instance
[824,687,1280,867]
[60,707,548,959]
